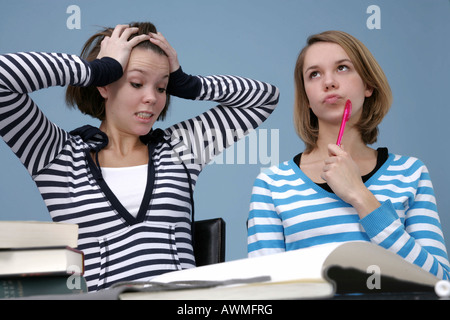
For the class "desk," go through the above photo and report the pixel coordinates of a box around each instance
[9,289,444,300]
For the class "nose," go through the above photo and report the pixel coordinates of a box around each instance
[323,74,338,91]
[143,88,157,105]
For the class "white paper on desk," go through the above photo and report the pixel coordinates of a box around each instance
[153,243,340,284]
[120,242,439,300]
[153,240,439,287]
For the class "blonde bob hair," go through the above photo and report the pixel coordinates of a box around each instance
[294,30,392,153]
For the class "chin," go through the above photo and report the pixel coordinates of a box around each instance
[133,125,154,137]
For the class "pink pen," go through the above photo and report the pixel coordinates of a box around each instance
[336,99,352,146]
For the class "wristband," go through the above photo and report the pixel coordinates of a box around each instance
[88,57,123,87]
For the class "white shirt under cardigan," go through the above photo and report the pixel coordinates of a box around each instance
[102,165,148,219]
[0,52,279,291]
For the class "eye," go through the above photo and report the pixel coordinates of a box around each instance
[337,65,349,72]
[309,71,320,79]
[157,87,167,94]
[130,82,143,89]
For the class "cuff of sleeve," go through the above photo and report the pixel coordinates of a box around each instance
[87,57,123,87]
[359,200,400,240]
[167,66,202,99]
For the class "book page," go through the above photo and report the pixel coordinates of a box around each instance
[154,243,342,284]
[323,242,439,286]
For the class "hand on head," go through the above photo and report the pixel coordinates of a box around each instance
[96,24,150,70]
[96,24,180,73]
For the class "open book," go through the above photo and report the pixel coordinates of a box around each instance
[116,241,439,300]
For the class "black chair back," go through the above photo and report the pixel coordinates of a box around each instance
[193,218,226,266]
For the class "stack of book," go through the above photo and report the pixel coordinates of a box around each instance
[0,221,86,299]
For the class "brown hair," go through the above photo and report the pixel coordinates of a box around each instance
[66,22,170,121]
[293,30,392,153]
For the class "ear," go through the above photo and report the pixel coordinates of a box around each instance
[97,86,109,99]
[365,84,374,98]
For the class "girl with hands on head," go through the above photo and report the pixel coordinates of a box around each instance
[247,30,450,281]
[0,22,279,291]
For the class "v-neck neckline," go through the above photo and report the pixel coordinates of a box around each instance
[86,146,156,226]
[288,148,393,198]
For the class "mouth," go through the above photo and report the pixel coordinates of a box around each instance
[135,112,153,119]
[135,112,154,120]
[323,95,342,104]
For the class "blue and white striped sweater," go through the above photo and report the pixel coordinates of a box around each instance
[248,153,450,280]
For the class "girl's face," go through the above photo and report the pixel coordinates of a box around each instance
[302,42,373,127]
[98,48,170,137]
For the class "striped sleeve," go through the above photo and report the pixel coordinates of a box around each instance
[0,52,91,176]
[361,158,450,280]
[166,75,279,166]
[247,171,286,257]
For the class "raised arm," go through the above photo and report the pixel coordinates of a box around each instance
[0,52,93,176]
[147,31,279,166]
[0,26,149,176]
[165,69,279,166]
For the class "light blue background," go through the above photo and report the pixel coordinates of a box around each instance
[1,0,449,262]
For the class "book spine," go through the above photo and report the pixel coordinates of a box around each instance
[0,276,88,299]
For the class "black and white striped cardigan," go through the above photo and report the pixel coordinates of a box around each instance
[0,52,279,291]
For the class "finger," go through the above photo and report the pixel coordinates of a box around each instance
[150,36,177,59]
[149,34,166,47]
[327,143,337,157]
[150,31,166,41]
[328,143,346,157]
[120,26,140,40]
[149,36,172,55]
[110,24,130,38]
[128,34,151,47]
[149,32,171,48]
[322,160,336,171]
